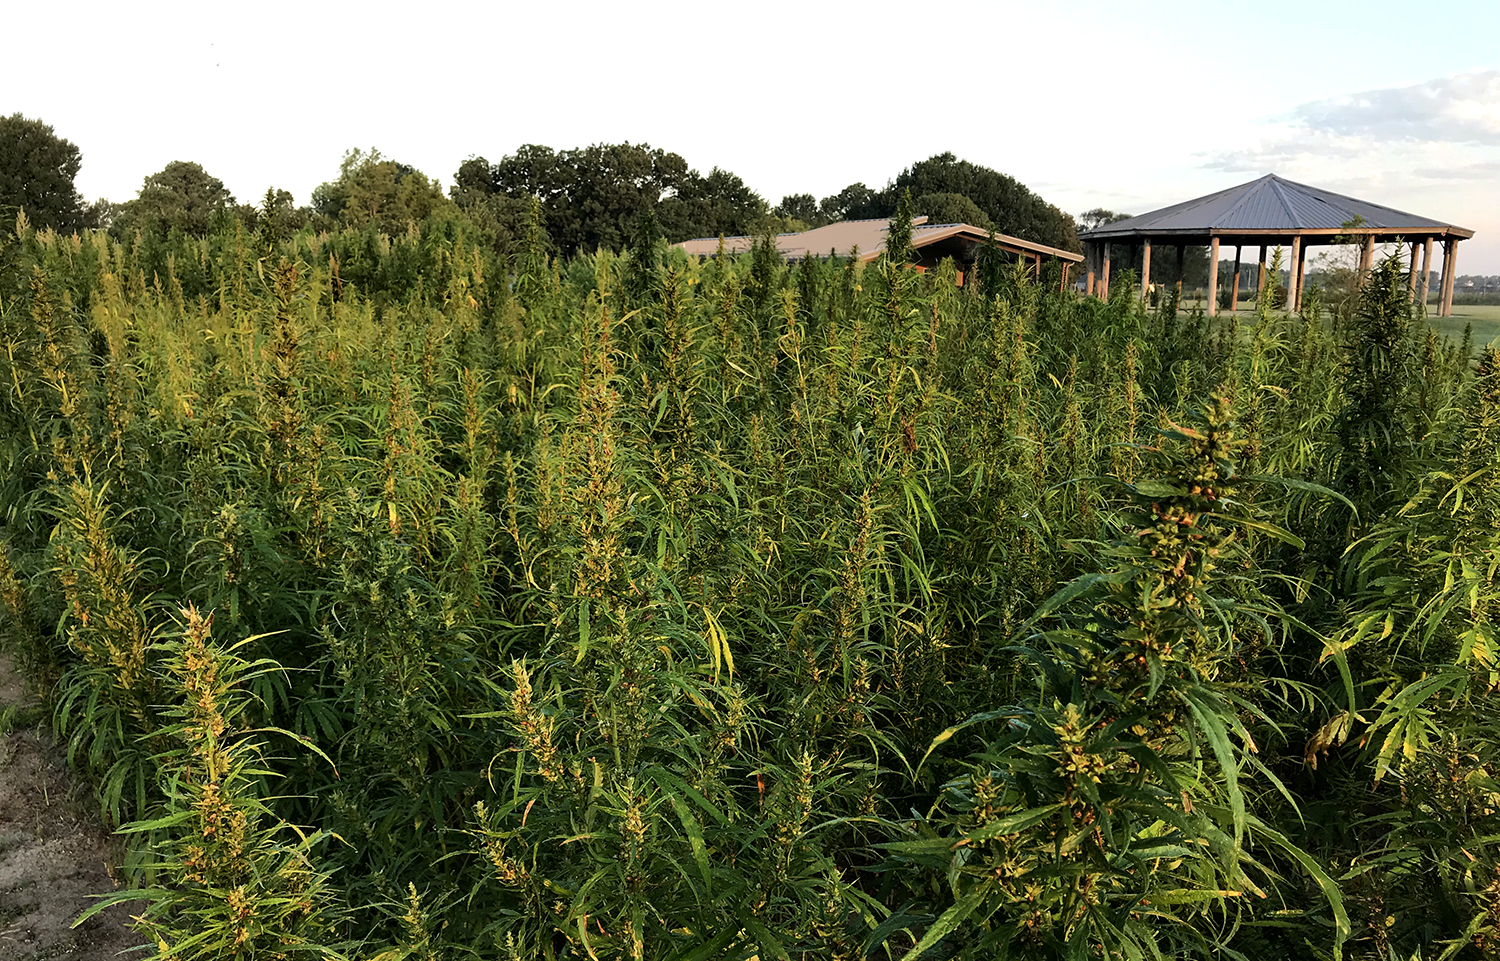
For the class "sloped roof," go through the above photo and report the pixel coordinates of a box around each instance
[1080,174,1473,241]
[677,215,1082,262]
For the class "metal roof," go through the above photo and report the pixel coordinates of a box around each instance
[1079,174,1474,241]
[677,215,1083,263]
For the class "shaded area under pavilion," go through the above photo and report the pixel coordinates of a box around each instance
[1078,174,1475,316]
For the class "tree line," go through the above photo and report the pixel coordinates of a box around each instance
[0,112,1083,258]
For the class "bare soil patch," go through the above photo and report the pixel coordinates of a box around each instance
[0,654,144,960]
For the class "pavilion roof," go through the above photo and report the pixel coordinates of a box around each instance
[1079,174,1473,241]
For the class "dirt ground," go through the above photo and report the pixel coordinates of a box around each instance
[0,654,145,960]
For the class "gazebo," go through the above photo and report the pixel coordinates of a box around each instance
[1077,174,1475,316]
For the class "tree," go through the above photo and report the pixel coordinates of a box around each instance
[1304,217,1392,319]
[482,143,662,254]
[249,188,310,249]
[1077,207,1131,232]
[913,192,991,229]
[662,166,766,241]
[467,143,767,256]
[809,155,1081,252]
[116,161,235,236]
[894,154,1080,252]
[450,155,538,254]
[452,156,498,209]
[818,183,882,222]
[0,113,91,232]
[89,199,125,231]
[774,193,820,227]
[313,148,453,236]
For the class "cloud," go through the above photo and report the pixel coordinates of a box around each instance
[1202,127,1365,174]
[1412,160,1500,181]
[1200,71,1500,181]
[1294,71,1500,145]
[1095,70,1500,270]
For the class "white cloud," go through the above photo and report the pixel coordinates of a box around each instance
[1190,72,1500,271]
[1294,71,1500,145]
[1201,72,1500,186]
[1204,71,1500,173]
[1202,125,1366,174]
[1412,160,1500,181]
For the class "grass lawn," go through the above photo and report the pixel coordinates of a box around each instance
[1173,292,1500,350]
[1428,303,1500,347]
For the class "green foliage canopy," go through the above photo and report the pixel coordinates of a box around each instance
[773,192,820,226]
[811,153,1081,251]
[313,147,454,235]
[0,113,91,232]
[1077,207,1133,232]
[895,152,1079,251]
[913,191,992,229]
[459,142,768,256]
[113,160,234,237]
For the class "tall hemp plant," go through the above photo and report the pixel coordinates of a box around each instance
[3,190,1495,960]
[887,399,1347,960]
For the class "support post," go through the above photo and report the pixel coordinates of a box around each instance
[1230,245,1242,312]
[1441,238,1458,317]
[1140,239,1152,305]
[1288,235,1302,312]
[1420,237,1433,307]
[1085,242,1096,297]
[1101,244,1111,299]
[1207,237,1220,317]
[1061,262,1071,293]
[1257,246,1268,302]
[1175,245,1185,295]
[1357,235,1374,284]
[1294,239,1308,312]
[1406,241,1419,301]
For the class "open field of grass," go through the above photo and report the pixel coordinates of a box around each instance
[1430,302,1500,346]
[1171,291,1500,348]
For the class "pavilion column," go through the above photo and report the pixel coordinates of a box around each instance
[1230,245,1242,312]
[1419,238,1433,307]
[1207,237,1220,317]
[1441,238,1458,317]
[1287,235,1302,312]
[1140,239,1152,304]
[1357,236,1375,285]
[1406,241,1419,301]
[1101,244,1111,299]
[1294,239,1308,312]
[1085,243,1097,296]
[1257,246,1268,302]
[1175,245,1185,295]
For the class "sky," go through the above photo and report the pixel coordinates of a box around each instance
[9,0,1500,272]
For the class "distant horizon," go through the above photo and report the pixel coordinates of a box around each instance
[8,0,1499,271]
[38,147,1496,282]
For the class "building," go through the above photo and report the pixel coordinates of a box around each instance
[675,217,1083,286]
[1078,174,1475,316]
